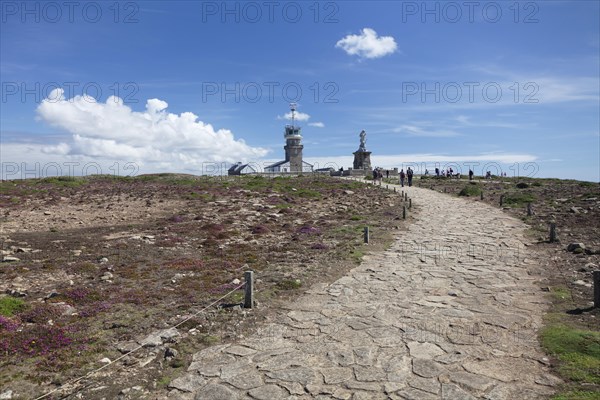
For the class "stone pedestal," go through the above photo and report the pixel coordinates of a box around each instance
[353,150,372,171]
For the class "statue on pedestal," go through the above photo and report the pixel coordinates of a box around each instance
[358,130,367,151]
[353,130,372,171]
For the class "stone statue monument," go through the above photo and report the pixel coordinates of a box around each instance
[358,130,367,151]
[353,130,372,171]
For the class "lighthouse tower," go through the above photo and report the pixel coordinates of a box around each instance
[284,103,304,173]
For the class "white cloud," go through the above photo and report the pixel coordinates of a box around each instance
[394,125,460,137]
[308,122,325,128]
[35,88,268,166]
[336,28,397,59]
[277,111,311,122]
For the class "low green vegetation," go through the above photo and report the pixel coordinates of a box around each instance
[350,248,364,264]
[277,279,302,290]
[552,389,600,400]
[541,324,600,384]
[0,297,26,317]
[458,184,482,197]
[502,192,536,207]
[39,176,86,187]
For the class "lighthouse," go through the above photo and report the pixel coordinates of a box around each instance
[265,103,313,174]
[284,103,304,173]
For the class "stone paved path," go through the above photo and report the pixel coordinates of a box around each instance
[168,184,560,400]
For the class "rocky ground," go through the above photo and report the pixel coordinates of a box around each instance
[0,174,598,399]
[0,174,404,399]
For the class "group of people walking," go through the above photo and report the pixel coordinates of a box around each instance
[399,167,413,187]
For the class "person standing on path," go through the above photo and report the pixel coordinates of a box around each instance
[399,169,406,187]
[469,169,474,181]
[407,167,413,187]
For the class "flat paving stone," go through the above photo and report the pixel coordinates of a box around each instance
[162,183,559,399]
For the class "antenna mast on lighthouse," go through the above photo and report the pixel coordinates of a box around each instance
[290,102,297,129]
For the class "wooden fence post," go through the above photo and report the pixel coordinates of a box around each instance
[409,198,412,209]
[527,203,532,216]
[549,223,557,243]
[244,271,254,309]
[594,271,600,308]
[500,195,504,206]
[363,227,370,244]
[403,206,406,219]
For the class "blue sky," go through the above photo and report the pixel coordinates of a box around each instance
[1,1,599,181]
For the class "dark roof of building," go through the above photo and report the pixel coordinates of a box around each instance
[265,160,314,169]
[265,160,288,169]
[228,162,256,174]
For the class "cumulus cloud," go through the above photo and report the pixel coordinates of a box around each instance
[36,89,268,166]
[277,111,311,122]
[336,28,397,59]
[308,122,325,128]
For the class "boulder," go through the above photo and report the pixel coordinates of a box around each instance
[567,243,585,252]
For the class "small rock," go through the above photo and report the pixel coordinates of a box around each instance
[98,257,109,263]
[569,207,581,214]
[0,390,13,399]
[5,288,27,297]
[567,243,585,252]
[100,272,113,281]
[343,190,355,195]
[55,303,77,316]
[99,358,111,364]
[231,278,241,285]
[117,341,139,354]
[44,211,51,215]
[165,347,179,359]
[2,256,20,262]
[45,291,60,300]
[15,247,32,253]
[573,280,592,288]
[159,327,180,342]
[140,333,163,347]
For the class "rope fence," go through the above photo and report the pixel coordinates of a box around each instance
[34,278,249,400]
